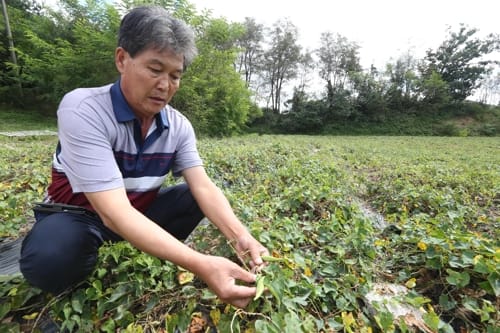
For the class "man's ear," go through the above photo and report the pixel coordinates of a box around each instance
[115,47,127,73]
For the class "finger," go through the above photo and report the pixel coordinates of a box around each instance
[220,284,256,308]
[232,265,257,284]
[250,248,269,267]
[231,284,257,299]
[230,296,253,309]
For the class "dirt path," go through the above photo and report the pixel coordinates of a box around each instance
[0,130,57,137]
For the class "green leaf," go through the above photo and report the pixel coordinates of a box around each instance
[71,297,83,314]
[254,275,266,300]
[473,257,490,274]
[96,268,107,279]
[107,285,129,303]
[445,269,470,288]
[462,297,480,313]
[439,294,457,311]
[487,272,499,297]
[374,311,395,332]
[423,311,440,331]
[284,312,303,333]
[0,302,11,320]
[254,319,277,333]
[100,318,115,333]
[63,303,72,320]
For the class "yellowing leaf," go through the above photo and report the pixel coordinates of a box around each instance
[405,278,417,288]
[210,308,221,326]
[254,275,265,300]
[417,241,427,251]
[7,287,17,297]
[341,311,356,328]
[22,312,39,320]
[304,266,313,277]
[177,271,194,285]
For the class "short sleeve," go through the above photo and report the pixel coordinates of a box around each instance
[169,112,203,177]
[57,100,124,193]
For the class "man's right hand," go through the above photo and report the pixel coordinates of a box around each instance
[194,255,257,308]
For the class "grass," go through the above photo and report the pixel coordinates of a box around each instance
[0,106,57,132]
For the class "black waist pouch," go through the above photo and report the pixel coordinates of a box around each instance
[33,202,98,218]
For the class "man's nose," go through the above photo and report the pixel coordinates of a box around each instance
[157,76,169,90]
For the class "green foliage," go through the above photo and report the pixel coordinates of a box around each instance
[418,71,451,111]
[3,1,499,136]
[279,89,326,133]
[383,54,419,113]
[1,0,256,136]
[261,19,302,113]
[1,135,498,332]
[352,69,388,120]
[0,135,53,237]
[173,18,253,137]
[424,24,499,102]
[1,0,119,108]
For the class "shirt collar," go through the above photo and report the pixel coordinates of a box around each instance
[110,80,169,129]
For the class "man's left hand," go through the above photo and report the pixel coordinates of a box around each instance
[234,234,269,272]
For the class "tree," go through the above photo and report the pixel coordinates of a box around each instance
[423,24,500,102]
[384,52,420,112]
[235,17,264,89]
[259,19,301,113]
[477,71,500,105]
[172,18,254,136]
[13,0,119,107]
[317,32,361,91]
[294,50,314,97]
[352,66,388,120]
[1,0,17,66]
[280,88,325,133]
[417,71,451,111]
[316,32,361,119]
[0,0,50,105]
[120,0,197,21]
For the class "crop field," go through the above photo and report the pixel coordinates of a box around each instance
[0,134,499,332]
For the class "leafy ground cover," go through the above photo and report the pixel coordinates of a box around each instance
[0,108,56,132]
[0,134,498,332]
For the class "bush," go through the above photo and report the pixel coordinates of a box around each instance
[477,123,498,136]
[435,123,460,136]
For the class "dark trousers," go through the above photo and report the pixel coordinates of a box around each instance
[19,184,203,294]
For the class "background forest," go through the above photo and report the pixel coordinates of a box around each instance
[1,0,499,136]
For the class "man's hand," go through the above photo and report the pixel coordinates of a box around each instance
[195,255,257,308]
[233,234,270,273]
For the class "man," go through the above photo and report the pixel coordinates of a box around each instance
[20,5,268,309]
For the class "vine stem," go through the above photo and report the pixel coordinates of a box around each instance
[230,308,272,333]
[31,287,74,333]
[227,239,252,272]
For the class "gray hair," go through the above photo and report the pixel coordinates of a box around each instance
[118,6,198,69]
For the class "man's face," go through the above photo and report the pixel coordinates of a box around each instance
[115,47,184,119]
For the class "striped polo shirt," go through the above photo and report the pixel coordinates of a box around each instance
[45,81,203,213]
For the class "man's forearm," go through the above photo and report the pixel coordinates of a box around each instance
[86,189,206,272]
[193,183,249,241]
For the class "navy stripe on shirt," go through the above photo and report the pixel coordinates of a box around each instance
[114,150,176,177]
